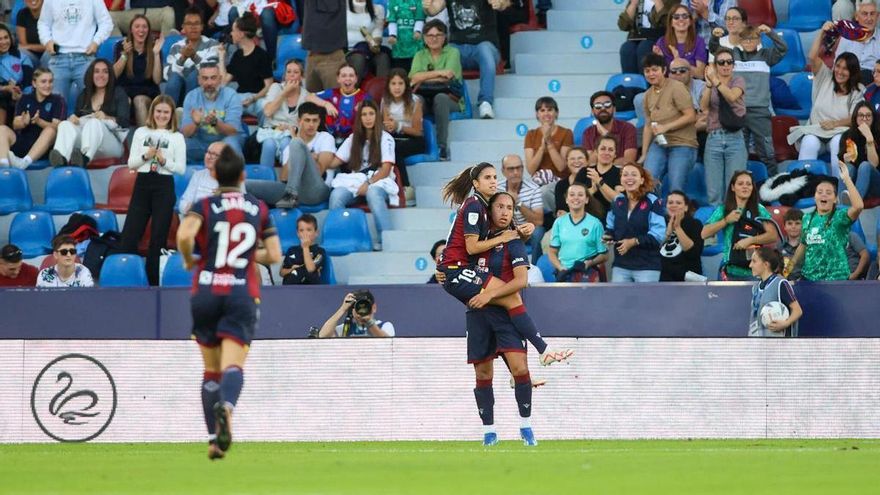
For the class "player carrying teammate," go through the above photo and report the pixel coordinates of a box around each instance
[176,147,282,460]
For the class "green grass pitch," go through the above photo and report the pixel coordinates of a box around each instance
[2,440,878,494]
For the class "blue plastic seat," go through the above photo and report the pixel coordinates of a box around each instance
[99,254,148,287]
[274,35,308,80]
[80,208,119,234]
[174,166,202,204]
[9,210,56,258]
[26,159,51,170]
[97,36,121,62]
[38,167,95,214]
[694,206,724,256]
[786,159,828,176]
[450,87,473,121]
[777,0,831,32]
[572,116,595,146]
[321,208,372,255]
[10,0,24,28]
[763,29,806,76]
[404,119,440,165]
[685,162,708,207]
[604,73,647,121]
[321,255,337,284]
[747,160,769,185]
[269,207,303,253]
[774,72,812,120]
[161,253,195,287]
[161,34,184,61]
[851,217,878,259]
[535,254,556,282]
[0,168,33,215]
[245,164,277,181]
[299,201,328,213]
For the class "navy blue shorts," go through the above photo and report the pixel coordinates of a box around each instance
[442,265,492,305]
[466,307,525,363]
[191,293,259,347]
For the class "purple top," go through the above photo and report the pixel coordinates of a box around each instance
[654,35,708,68]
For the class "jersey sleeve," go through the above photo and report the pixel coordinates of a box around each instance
[550,217,561,248]
[779,279,797,306]
[507,239,529,269]
[462,200,485,237]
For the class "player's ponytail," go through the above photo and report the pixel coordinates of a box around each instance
[442,162,494,206]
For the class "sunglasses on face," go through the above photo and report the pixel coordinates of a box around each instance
[56,248,76,256]
[716,59,735,66]
[592,101,614,110]
[671,13,690,20]
[669,67,690,74]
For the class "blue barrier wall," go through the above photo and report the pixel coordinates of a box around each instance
[1,282,878,339]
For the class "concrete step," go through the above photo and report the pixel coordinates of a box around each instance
[554,0,621,11]
[407,161,471,187]
[448,118,581,142]
[510,31,619,56]
[494,74,608,98]
[449,139,522,163]
[381,228,449,252]
[414,186,444,208]
[515,52,620,75]
[330,251,436,283]
[549,10,628,33]
[388,208,455,231]
[493,96,590,120]
[348,274,432,284]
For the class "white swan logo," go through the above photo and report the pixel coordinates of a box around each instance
[31,354,117,442]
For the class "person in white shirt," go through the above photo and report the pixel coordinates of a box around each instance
[179,141,234,214]
[328,100,397,250]
[246,101,336,209]
[38,0,114,114]
[118,94,186,286]
[257,58,310,169]
[37,235,95,287]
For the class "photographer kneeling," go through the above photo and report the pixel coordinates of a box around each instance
[318,291,395,338]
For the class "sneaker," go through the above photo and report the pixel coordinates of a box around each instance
[520,427,538,447]
[539,348,574,366]
[207,442,225,460]
[509,376,548,389]
[70,150,89,168]
[438,145,449,161]
[372,242,383,251]
[8,153,28,170]
[405,186,416,207]
[213,403,233,452]
[478,101,495,119]
[482,432,498,446]
[48,149,67,168]
[275,192,299,209]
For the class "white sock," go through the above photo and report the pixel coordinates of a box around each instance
[521,417,531,429]
[23,156,32,165]
[208,433,217,442]
[0,159,8,166]
[483,424,495,435]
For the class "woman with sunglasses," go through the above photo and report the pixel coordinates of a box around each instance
[653,4,707,78]
[701,47,746,205]
[839,101,880,203]
[36,235,94,288]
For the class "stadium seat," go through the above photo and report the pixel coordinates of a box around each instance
[99,254,148,287]
[161,34,183,61]
[38,167,95,214]
[321,255,337,284]
[9,211,56,258]
[535,254,556,282]
[137,214,180,256]
[404,119,441,165]
[774,72,812,120]
[245,164,277,181]
[321,208,372,255]
[604,73,647,121]
[771,115,799,162]
[777,0,830,32]
[509,0,542,33]
[572,116,595,146]
[299,201,328,213]
[269,207,303,252]
[685,162,709,207]
[363,76,386,102]
[694,206,724,256]
[10,0,24,28]
[764,29,806,76]
[451,87,473,120]
[747,160,769,186]
[96,167,138,213]
[767,205,791,235]
[786,160,828,176]
[274,35,308,80]
[97,36,121,62]
[26,159,51,170]
[737,0,777,27]
[80,208,119,234]
[0,168,33,215]
[161,252,195,287]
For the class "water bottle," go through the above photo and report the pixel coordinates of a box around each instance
[652,122,668,147]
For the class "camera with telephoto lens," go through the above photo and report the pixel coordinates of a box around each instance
[350,290,375,317]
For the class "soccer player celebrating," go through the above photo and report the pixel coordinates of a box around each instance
[176,146,282,460]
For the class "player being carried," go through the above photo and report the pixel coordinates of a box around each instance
[177,146,282,460]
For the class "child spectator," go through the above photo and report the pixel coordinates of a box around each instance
[524,96,573,185]
[711,24,786,175]
[312,63,370,142]
[839,102,880,203]
[780,208,804,280]
[660,190,704,281]
[653,4,707,78]
[346,0,391,83]
[617,0,675,74]
[218,12,274,122]
[113,15,163,127]
[387,0,425,72]
[381,69,424,190]
[547,182,608,283]
[281,214,326,285]
[748,247,802,337]
[701,47,746,205]
[0,68,64,169]
[0,24,33,127]
[36,235,95,288]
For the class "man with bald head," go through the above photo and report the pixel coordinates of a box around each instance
[178,141,248,214]
[498,154,546,263]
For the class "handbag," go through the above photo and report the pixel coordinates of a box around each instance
[415,79,464,107]
[717,86,745,132]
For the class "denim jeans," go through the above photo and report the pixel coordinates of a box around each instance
[851,161,880,200]
[48,53,94,115]
[185,134,244,162]
[261,134,292,168]
[230,7,281,60]
[329,185,392,241]
[451,41,500,105]
[611,267,661,283]
[165,71,199,106]
[704,129,747,205]
[644,143,696,194]
[619,39,655,74]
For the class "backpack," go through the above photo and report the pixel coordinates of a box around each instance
[82,231,123,281]
[727,212,766,268]
[611,85,644,113]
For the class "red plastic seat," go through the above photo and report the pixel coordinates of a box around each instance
[737,0,778,27]
[509,0,542,33]
[767,205,791,233]
[362,76,387,102]
[771,115,799,163]
[462,61,505,80]
[87,140,130,169]
[95,167,137,213]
